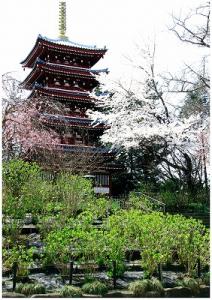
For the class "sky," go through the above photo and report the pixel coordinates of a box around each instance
[0,0,207,80]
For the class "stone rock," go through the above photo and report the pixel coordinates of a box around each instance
[82,294,102,298]
[116,279,129,288]
[105,290,134,297]
[31,294,61,298]
[124,271,143,279]
[2,292,25,298]
[28,241,43,248]
[165,286,192,298]
[145,291,161,297]
[199,285,210,298]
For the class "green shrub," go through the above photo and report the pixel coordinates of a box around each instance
[187,202,209,213]
[128,192,153,211]
[20,177,54,215]
[3,159,41,198]
[82,280,108,295]
[60,285,82,297]
[2,159,54,218]
[54,173,95,217]
[16,283,46,296]
[3,245,34,275]
[129,279,164,297]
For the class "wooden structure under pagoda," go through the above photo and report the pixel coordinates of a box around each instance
[20,1,120,194]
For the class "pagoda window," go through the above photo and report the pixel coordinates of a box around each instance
[95,174,109,187]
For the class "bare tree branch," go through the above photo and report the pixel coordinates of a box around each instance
[169,3,210,48]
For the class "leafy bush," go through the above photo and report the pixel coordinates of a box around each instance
[20,177,54,215]
[82,280,108,295]
[43,209,108,268]
[3,160,41,198]
[43,225,74,267]
[3,245,35,276]
[128,192,153,211]
[104,210,209,277]
[2,218,24,246]
[60,285,82,297]
[2,159,54,219]
[54,173,95,217]
[16,283,46,295]
[135,179,209,211]
[43,208,209,280]
[187,202,209,213]
[84,197,111,220]
[165,214,210,276]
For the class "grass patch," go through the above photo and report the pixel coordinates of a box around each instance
[60,285,83,297]
[82,280,108,295]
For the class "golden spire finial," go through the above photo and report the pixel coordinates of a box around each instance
[58,1,68,40]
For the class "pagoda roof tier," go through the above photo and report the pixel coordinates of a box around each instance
[21,61,99,89]
[53,144,115,156]
[21,35,107,68]
[34,59,109,74]
[35,59,108,75]
[29,86,94,104]
[41,113,107,130]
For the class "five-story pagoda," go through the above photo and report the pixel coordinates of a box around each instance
[20,1,118,194]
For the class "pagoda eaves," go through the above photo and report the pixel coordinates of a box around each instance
[29,86,95,104]
[41,113,108,130]
[21,35,107,69]
[20,60,107,90]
